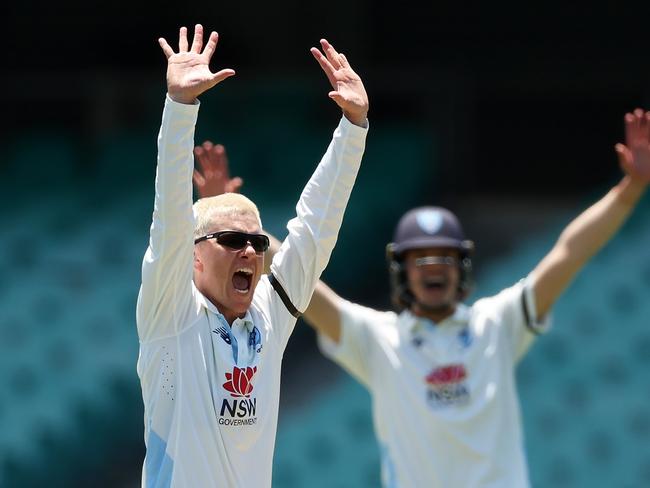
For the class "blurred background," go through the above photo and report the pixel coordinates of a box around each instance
[3,1,650,486]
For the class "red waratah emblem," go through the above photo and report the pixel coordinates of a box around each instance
[425,364,467,386]
[223,366,257,397]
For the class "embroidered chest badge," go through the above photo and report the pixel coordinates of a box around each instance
[249,326,262,353]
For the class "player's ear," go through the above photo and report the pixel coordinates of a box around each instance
[193,247,204,272]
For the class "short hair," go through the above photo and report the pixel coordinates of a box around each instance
[193,193,262,240]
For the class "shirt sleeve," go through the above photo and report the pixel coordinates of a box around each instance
[136,96,199,343]
[475,276,552,362]
[318,300,393,389]
[269,116,368,346]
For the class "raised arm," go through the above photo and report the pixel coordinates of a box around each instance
[266,39,368,327]
[136,25,234,341]
[283,41,369,343]
[530,109,650,319]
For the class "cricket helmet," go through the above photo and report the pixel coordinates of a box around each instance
[386,206,475,311]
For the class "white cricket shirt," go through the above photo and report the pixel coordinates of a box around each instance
[319,279,550,488]
[136,96,367,487]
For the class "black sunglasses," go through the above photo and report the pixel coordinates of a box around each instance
[194,231,270,254]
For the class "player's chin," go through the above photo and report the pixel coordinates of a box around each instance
[227,287,256,310]
[416,289,455,309]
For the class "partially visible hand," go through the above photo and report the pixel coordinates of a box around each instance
[193,141,243,198]
[616,108,650,184]
[159,24,235,104]
[310,39,369,127]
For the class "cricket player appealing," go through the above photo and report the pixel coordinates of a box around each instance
[136,24,368,487]
[194,109,650,487]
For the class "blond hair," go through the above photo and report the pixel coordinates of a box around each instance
[193,193,262,239]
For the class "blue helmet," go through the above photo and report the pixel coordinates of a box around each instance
[386,206,475,311]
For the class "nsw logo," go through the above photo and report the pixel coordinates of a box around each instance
[220,366,258,425]
[425,364,470,407]
[223,366,257,397]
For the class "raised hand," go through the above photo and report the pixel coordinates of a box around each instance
[159,24,235,104]
[615,108,650,184]
[311,39,369,127]
[193,141,244,198]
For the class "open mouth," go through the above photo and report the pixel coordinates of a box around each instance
[423,276,448,291]
[232,267,253,294]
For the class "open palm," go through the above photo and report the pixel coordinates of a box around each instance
[311,39,369,126]
[616,108,650,183]
[159,24,235,104]
[193,142,243,198]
